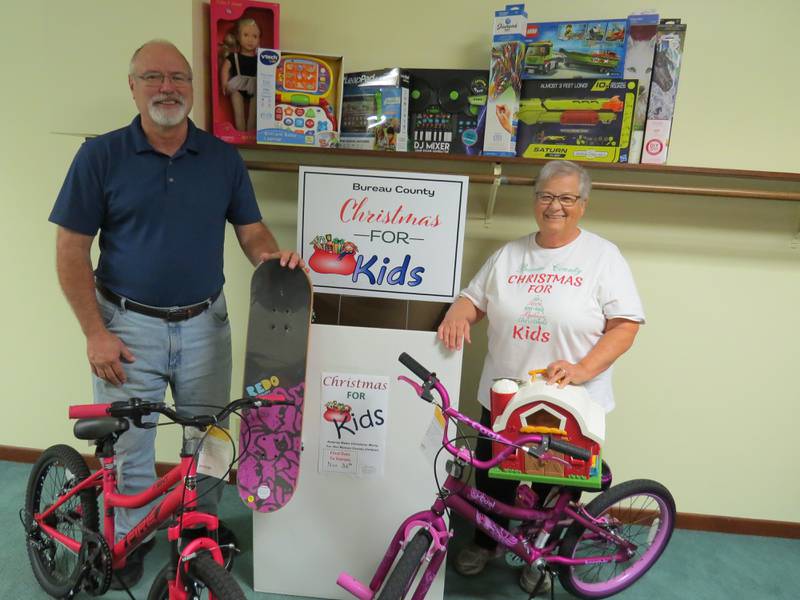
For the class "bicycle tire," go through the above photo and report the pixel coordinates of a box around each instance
[557,479,675,599]
[147,554,246,600]
[376,529,433,600]
[25,444,99,598]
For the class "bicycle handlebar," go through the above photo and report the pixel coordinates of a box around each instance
[68,395,292,429]
[397,352,592,467]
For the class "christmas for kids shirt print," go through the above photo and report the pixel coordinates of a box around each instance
[461,230,645,412]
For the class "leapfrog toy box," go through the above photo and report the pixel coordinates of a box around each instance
[489,376,605,489]
[211,0,279,145]
[523,18,629,80]
[256,49,343,148]
[340,68,409,151]
[515,78,638,163]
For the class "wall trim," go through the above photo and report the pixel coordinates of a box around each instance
[4,444,798,538]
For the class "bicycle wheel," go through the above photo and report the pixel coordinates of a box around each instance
[376,529,433,600]
[147,555,246,600]
[557,479,675,599]
[25,444,99,598]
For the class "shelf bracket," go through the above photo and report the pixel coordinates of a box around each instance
[792,207,800,250]
[485,163,504,226]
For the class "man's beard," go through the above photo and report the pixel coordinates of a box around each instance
[148,93,189,127]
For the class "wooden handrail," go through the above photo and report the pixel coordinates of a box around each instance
[244,160,800,202]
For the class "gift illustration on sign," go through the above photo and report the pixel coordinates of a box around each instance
[308,234,359,276]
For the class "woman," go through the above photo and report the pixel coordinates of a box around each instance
[437,160,644,594]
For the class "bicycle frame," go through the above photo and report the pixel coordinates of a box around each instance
[34,406,226,597]
[338,371,634,600]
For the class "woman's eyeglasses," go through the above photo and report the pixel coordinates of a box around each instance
[535,193,582,207]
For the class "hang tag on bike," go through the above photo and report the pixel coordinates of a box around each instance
[419,406,446,466]
[189,426,234,480]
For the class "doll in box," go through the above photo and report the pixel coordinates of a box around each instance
[220,18,261,131]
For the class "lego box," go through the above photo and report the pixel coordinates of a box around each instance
[256,49,343,148]
[516,78,638,163]
[340,68,409,151]
[523,18,629,80]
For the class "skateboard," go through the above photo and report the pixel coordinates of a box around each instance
[237,259,312,512]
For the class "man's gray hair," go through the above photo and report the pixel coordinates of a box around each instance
[534,160,592,199]
[128,39,193,76]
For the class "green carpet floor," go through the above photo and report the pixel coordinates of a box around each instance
[4,459,797,599]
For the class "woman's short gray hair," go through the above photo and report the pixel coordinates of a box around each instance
[534,160,592,199]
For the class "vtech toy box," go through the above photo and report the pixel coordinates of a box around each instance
[516,78,638,163]
[340,68,409,151]
[256,49,343,148]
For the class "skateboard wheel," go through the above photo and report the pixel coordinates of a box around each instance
[257,485,272,499]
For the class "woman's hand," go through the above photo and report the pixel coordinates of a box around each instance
[546,360,591,388]
[437,317,471,351]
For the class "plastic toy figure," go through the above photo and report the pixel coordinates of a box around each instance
[220,18,261,131]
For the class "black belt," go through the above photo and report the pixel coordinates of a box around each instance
[96,283,220,322]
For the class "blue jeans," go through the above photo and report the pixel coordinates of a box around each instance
[93,290,232,541]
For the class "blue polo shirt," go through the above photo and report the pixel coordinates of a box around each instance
[50,116,262,306]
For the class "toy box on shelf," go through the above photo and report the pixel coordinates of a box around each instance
[489,373,605,489]
[515,78,638,163]
[211,0,279,144]
[256,49,343,148]
[641,19,688,165]
[340,68,410,152]
[407,69,488,155]
[483,3,527,156]
[623,12,660,163]
[522,17,629,80]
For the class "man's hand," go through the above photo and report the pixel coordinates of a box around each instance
[87,329,135,386]
[258,250,305,270]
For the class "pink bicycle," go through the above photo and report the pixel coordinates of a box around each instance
[338,353,675,600]
[21,396,284,599]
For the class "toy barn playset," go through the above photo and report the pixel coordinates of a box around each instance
[623,12,660,163]
[407,69,488,155]
[340,68,410,152]
[211,0,279,144]
[641,19,688,164]
[483,3,527,156]
[523,17,629,80]
[489,372,605,489]
[515,77,638,163]
[256,50,343,148]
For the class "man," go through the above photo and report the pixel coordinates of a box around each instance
[49,40,302,589]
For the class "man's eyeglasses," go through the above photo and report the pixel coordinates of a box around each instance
[134,72,193,87]
[535,192,582,207]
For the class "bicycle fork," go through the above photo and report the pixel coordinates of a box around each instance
[337,508,450,600]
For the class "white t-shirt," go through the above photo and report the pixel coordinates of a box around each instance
[461,230,645,412]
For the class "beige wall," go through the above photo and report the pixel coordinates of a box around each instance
[1,0,798,523]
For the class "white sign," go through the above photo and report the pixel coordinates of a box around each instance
[318,371,389,478]
[298,166,469,302]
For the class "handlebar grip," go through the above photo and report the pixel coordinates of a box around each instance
[69,404,111,419]
[548,437,592,461]
[398,352,432,381]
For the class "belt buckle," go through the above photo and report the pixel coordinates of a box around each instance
[166,308,189,322]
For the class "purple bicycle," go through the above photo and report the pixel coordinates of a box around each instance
[337,353,675,600]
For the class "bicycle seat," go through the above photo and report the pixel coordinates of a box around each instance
[73,417,129,441]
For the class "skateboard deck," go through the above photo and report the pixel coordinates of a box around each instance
[237,259,312,512]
